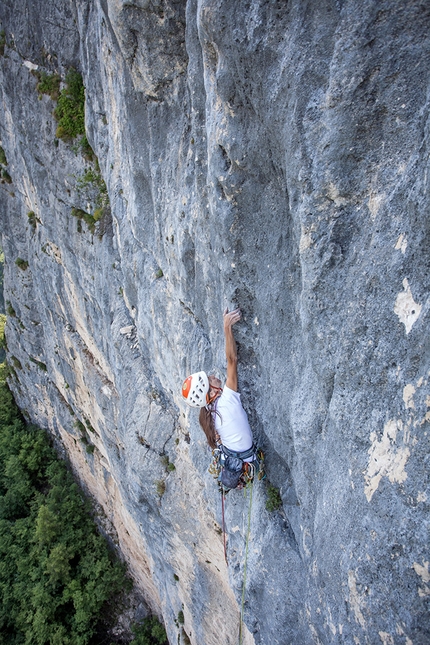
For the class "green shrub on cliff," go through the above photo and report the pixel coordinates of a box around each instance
[77,166,109,209]
[1,169,12,184]
[36,71,61,101]
[0,31,5,56]
[130,616,168,645]
[0,315,5,346]
[0,371,128,644]
[265,484,282,512]
[54,68,85,141]
[0,146,7,166]
[15,257,29,271]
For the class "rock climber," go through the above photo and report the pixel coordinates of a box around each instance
[182,307,258,489]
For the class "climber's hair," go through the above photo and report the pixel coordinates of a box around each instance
[199,405,219,450]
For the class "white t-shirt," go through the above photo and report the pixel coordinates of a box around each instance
[213,386,253,456]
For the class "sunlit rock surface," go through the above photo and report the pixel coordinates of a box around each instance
[0,1,429,643]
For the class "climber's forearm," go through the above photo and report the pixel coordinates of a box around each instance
[223,308,241,391]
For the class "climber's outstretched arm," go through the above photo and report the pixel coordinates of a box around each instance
[224,307,241,392]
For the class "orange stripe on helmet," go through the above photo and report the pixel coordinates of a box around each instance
[182,376,192,399]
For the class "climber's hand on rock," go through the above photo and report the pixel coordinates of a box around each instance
[223,307,241,329]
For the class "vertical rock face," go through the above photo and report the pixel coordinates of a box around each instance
[0,1,429,643]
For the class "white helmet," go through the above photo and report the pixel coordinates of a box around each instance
[182,371,209,408]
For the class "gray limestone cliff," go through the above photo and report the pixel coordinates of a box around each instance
[0,1,429,644]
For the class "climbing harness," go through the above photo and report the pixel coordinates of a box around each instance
[209,443,265,492]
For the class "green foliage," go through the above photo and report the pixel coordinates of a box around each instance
[265,484,282,512]
[0,315,6,350]
[74,420,86,434]
[54,68,85,141]
[155,480,166,497]
[6,302,16,318]
[79,135,95,161]
[36,71,61,101]
[177,610,184,625]
[71,208,97,234]
[28,211,39,231]
[93,207,104,222]
[77,167,100,190]
[15,258,29,271]
[0,31,5,56]
[0,146,7,166]
[130,616,168,645]
[160,455,175,472]
[11,356,22,370]
[29,357,47,372]
[1,169,12,184]
[155,269,163,279]
[85,418,95,433]
[77,167,109,210]
[73,166,110,236]
[0,373,128,644]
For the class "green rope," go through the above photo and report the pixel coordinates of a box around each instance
[238,479,254,645]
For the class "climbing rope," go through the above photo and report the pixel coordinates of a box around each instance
[238,479,254,645]
[221,487,228,564]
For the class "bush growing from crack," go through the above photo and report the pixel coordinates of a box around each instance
[0,315,6,350]
[35,71,61,100]
[6,302,16,318]
[160,455,176,472]
[27,211,39,231]
[0,147,8,186]
[54,68,85,141]
[73,165,110,236]
[77,166,109,210]
[155,480,166,497]
[265,484,282,512]
[15,258,29,271]
[11,356,22,370]
[71,207,98,234]
[29,357,47,372]
[1,169,12,184]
